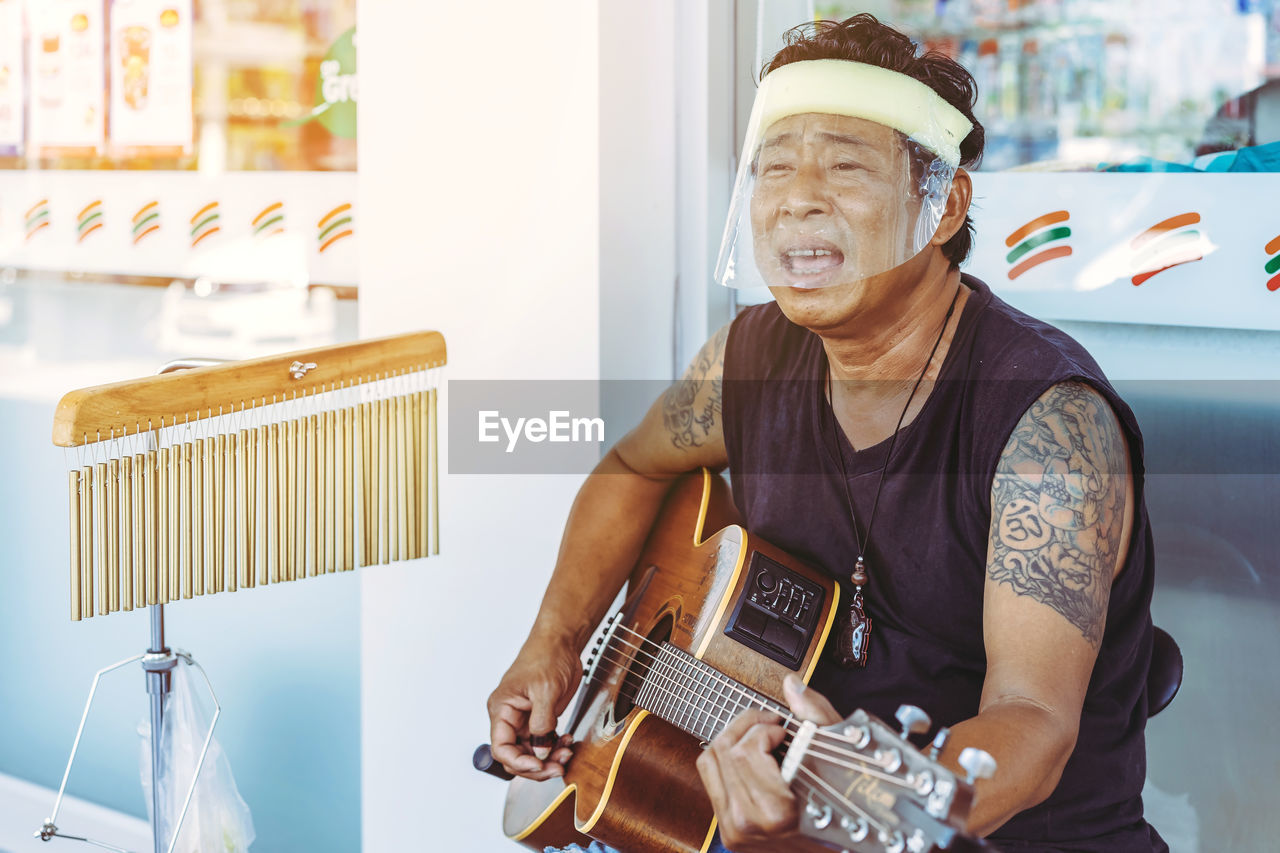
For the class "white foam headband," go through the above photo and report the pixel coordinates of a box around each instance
[751,59,974,168]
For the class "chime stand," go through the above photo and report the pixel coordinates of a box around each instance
[39,360,225,853]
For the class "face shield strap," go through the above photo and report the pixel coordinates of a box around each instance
[749,59,973,168]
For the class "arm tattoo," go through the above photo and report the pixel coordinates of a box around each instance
[987,383,1129,646]
[662,325,728,450]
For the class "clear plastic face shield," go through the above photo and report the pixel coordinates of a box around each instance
[715,60,974,290]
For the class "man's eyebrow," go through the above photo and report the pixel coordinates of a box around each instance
[760,132,795,151]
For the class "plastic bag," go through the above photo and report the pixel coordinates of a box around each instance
[138,658,255,853]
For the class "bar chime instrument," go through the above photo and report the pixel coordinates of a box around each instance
[40,331,445,853]
[55,331,445,620]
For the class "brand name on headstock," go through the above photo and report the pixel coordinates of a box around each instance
[844,775,898,819]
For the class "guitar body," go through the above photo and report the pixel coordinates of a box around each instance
[503,469,841,853]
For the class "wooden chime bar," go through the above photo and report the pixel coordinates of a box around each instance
[53,331,446,621]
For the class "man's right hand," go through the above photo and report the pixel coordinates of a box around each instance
[486,634,581,780]
[484,324,733,783]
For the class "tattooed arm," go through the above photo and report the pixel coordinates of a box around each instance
[487,326,731,779]
[936,381,1135,835]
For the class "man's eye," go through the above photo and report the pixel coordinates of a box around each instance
[832,161,862,171]
[762,162,793,174]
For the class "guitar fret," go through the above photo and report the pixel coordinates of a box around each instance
[698,665,722,740]
[678,656,698,733]
[689,658,709,738]
[692,665,712,740]
[632,641,791,745]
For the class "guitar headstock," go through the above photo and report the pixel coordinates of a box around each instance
[779,705,995,853]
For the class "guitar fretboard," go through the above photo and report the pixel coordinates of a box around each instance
[633,642,786,742]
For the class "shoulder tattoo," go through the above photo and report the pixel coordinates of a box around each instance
[987,382,1129,646]
[662,325,728,450]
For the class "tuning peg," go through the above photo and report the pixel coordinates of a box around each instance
[894,704,931,739]
[839,815,870,843]
[928,726,950,761]
[804,799,833,830]
[958,747,997,784]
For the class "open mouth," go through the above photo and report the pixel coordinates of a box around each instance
[779,244,845,283]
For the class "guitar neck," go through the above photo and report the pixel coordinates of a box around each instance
[633,642,788,743]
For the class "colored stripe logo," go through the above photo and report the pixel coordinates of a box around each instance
[190,201,220,248]
[1265,234,1280,292]
[252,202,285,237]
[76,200,104,243]
[132,201,160,245]
[1130,212,1204,286]
[317,203,353,254]
[25,199,50,241]
[1005,210,1072,280]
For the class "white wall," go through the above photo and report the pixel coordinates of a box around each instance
[358,3,603,851]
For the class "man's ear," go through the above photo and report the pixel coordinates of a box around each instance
[931,167,972,248]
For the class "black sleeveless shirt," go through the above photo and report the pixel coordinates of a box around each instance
[722,275,1166,852]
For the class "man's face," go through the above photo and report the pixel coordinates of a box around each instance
[748,113,922,290]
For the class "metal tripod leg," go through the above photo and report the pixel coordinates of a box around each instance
[36,622,222,853]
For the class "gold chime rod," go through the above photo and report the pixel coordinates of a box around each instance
[120,455,134,612]
[430,386,439,555]
[171,440,182,600]
[192,437,205,597]
[292,414,304,582]
[237,427,250,590]
[325,407,337,573]
[270,420,282,584]
[396,392,409,562]
[257,423,269,586]
[68,470,82,622]
[203,435,216,595]
[132,452,144,607]
[106,458,119,614]
[82,465,94,616]
[143,449,156,606]
[343,400,354,571]
[408,391,420,560]
[379,396,390,565]
[416,390,427,558]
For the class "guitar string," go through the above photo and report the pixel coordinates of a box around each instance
[604,622,915,758]
[589,645,929,792]
[585,635,919,788]
[598,633,926,784]
[598,626,904,760]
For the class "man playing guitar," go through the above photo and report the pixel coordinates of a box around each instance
[488,14,1167,853]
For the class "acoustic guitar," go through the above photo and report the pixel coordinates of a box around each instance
[484,468,995,853]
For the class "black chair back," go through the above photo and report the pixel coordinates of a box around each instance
[1147,625,1183,717]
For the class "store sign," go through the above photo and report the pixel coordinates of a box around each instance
[108,0,194,152]
[26,0,107,154]
[295,26,356,140]
[970,173,1280,332]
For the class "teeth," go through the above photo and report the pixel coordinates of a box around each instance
[786,249,834,257]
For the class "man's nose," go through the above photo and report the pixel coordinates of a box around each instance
[778,163,832,219]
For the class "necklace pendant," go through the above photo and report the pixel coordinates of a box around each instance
[831,588,872,669]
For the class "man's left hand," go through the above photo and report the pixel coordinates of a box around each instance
[695,675,842,852]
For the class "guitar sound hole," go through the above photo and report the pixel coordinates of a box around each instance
[614,613,673,719]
